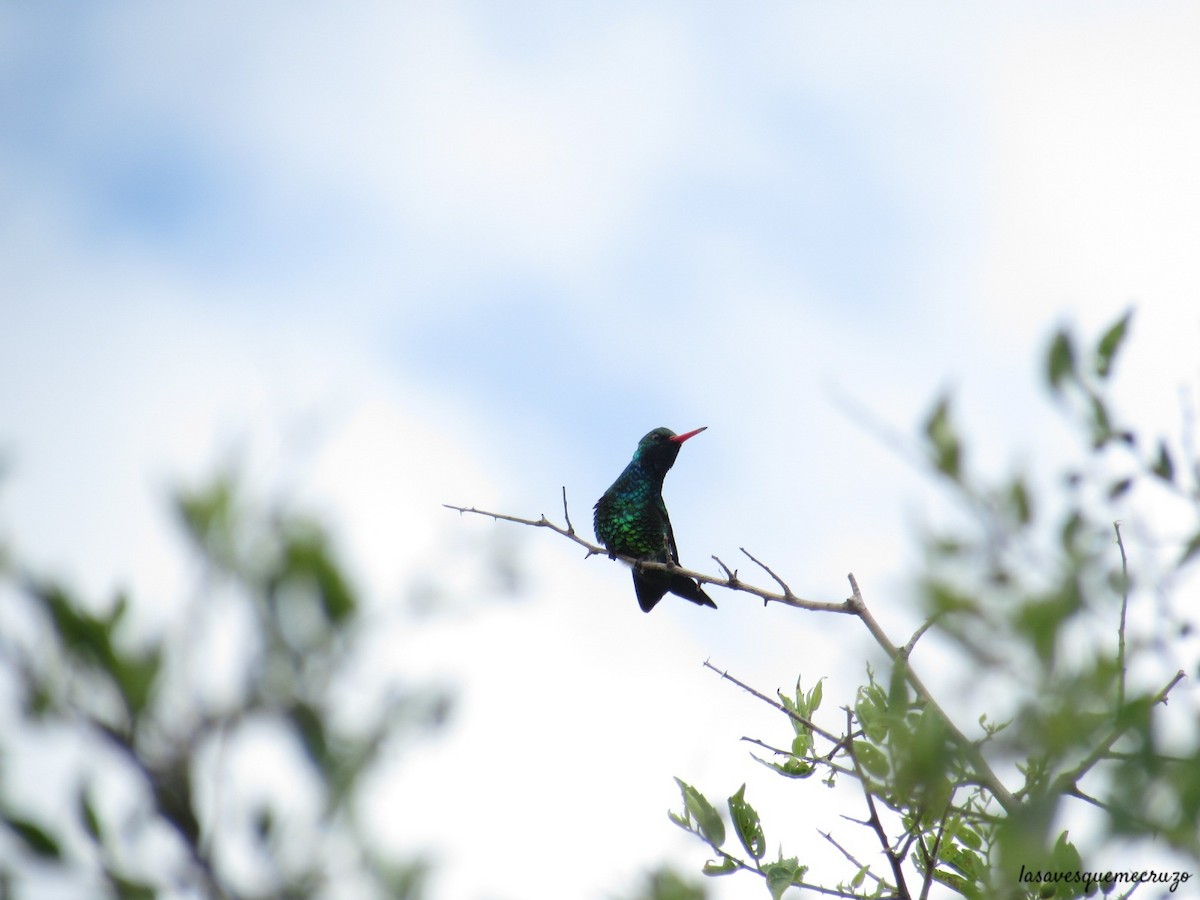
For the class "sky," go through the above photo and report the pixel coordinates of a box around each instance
[2,2,1199,898]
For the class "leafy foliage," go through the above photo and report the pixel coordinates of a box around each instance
[0,473,448,898]
[669,312,1200,898]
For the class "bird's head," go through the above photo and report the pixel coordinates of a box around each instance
[633,426,707,477]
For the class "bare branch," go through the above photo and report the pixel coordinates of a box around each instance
[902,613,942,659]
[561,486,575,536]
[740,547,797,601]
[819,829,884,888]
[740,735,793,756]
[444,503,602,558]
[445,502,849,612]
[710,555,738,585]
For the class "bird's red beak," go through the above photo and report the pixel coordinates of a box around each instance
[669,426,708,443]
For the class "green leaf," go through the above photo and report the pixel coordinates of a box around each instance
[1178,531,1200,569]
[888,660,910,712]
[149,761,200,845]
[289,701,330,771]
[108,874,157,900]
[1046,328,1076,392]
[32,581,116,669]
[1107,477,1133,501]
[955,824,983,851]
[790,732,812,759]
[1051,830,1082,873]
[923,395,962,480]
[804,679,823,715]
[78,785,103,844]
[941,843,984,879]
[106,591,130,631]
[1009,477,1033,525]
[701,856,739,876]
[1059,509,1085,556]
[1151,440,1175,483]
[1088,392,1114,448]
[1094,308,1132,379]
[174,472,239,567]
[931,867,971,895]
[1015,582,1081,665]
[115,649,161,720]
[673,778,725,848]
[3,815,62,860]
[727,784,766,860]
[924,580,980,617]
[763,858,806,900]
[253,806,275,842]
[851,865,869,888]
[855,684,888,743]
[282,526,357,625]
[753,753,815,780]
[853,741,890,778]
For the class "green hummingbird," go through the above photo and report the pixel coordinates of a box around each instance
[593,427,716,613]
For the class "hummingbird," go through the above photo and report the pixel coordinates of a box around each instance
[593,427,716,613]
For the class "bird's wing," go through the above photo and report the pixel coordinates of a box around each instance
[658,498,681,564]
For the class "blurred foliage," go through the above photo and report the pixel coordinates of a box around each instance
[0,471,449,898]
[615,866,709,900]
[671,312,1200,898]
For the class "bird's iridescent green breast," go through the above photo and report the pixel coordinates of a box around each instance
[594,466,671,561]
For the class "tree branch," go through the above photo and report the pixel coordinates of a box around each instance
[1113,521,1129,709]
[845,707,911,900]
[740,736,859,780]
[917,793,955,900]
[703,660,845,749]
[1052,668,1187,795]
[560,486,575,536]
[444,503,849,613]
[819,829,885,889]
[447,502,1021,813]
[845,574,1020,814]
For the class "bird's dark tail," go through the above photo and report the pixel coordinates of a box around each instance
[633,569,717,613]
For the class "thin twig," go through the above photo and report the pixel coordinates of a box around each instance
[1113,522,1129,709]
[706,849,881,900]
[740,547,798,601]
[917,794,955,900]
[819,829,884,887]
[703,660,844,748]
[844,707,911,900]
[741,737,858,780]
[1065,786,1166,838]
[902,613,942,659]
[1052,669,1187,795]
[561,486,575,536]
[710,555,738,584]
[741,735,794,756]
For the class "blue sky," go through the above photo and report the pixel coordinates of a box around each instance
[2,3,1199,898]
